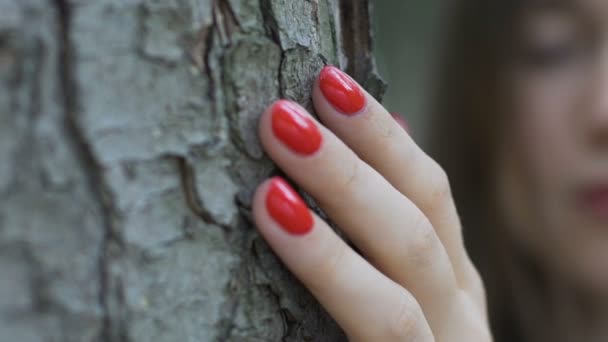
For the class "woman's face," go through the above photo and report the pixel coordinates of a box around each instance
[500,0,608,293]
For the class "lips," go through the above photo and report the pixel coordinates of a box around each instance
[580,185,608,222]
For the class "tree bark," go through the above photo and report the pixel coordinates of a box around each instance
[0,0,385,341]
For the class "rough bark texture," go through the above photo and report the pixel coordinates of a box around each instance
[0,0,385,341]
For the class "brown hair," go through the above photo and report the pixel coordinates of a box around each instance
[428,1,533,341]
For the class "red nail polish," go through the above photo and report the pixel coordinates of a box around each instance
[266,177,313,235]
[271,100,322,155]
[319,65,366,115]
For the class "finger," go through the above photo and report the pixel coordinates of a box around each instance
[312,66,471,287]
[391,112,411,133]
[252,177,435,342]
[258,100,457,329]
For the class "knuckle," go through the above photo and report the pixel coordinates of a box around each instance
[405,216,441,268]
[385,291,424,340]
[428,162,452,207]
[466,261,488,307]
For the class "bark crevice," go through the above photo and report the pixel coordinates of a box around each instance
[259,0,281,47]
[176,156,231,231]
[339,0,387,98]
[1,1,381,340]
[53,1,126,340]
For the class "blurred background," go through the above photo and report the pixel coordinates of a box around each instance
[373,1,444,145]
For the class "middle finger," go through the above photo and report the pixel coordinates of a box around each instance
[258,99,458,328]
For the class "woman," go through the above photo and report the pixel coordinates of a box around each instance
[432,0,608,340]
[252,0,608,340]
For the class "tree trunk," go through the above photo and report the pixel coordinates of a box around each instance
[0,0,385,341]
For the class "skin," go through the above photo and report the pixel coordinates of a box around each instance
[499,0,608,295]
[253,0,608,339]
[252,78,490,340]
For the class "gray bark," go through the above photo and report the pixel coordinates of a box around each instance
[0,0,385,341]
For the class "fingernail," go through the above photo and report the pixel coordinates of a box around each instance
[391,113,411,134]
[319,65,366,115]
[271,100,322,155]
[266,177,313,235]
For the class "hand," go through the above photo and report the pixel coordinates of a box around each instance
[252,66,492,341]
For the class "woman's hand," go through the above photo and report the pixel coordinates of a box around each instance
[251,66,492,341]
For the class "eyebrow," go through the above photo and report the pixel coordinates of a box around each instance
[523,0,604,30]
[525,0,606,19]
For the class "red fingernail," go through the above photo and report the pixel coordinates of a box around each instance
[319,65,366,115]
[271,100,322,155]
[266,177,313,235]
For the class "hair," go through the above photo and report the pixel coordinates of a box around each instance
[427,1,553,341]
